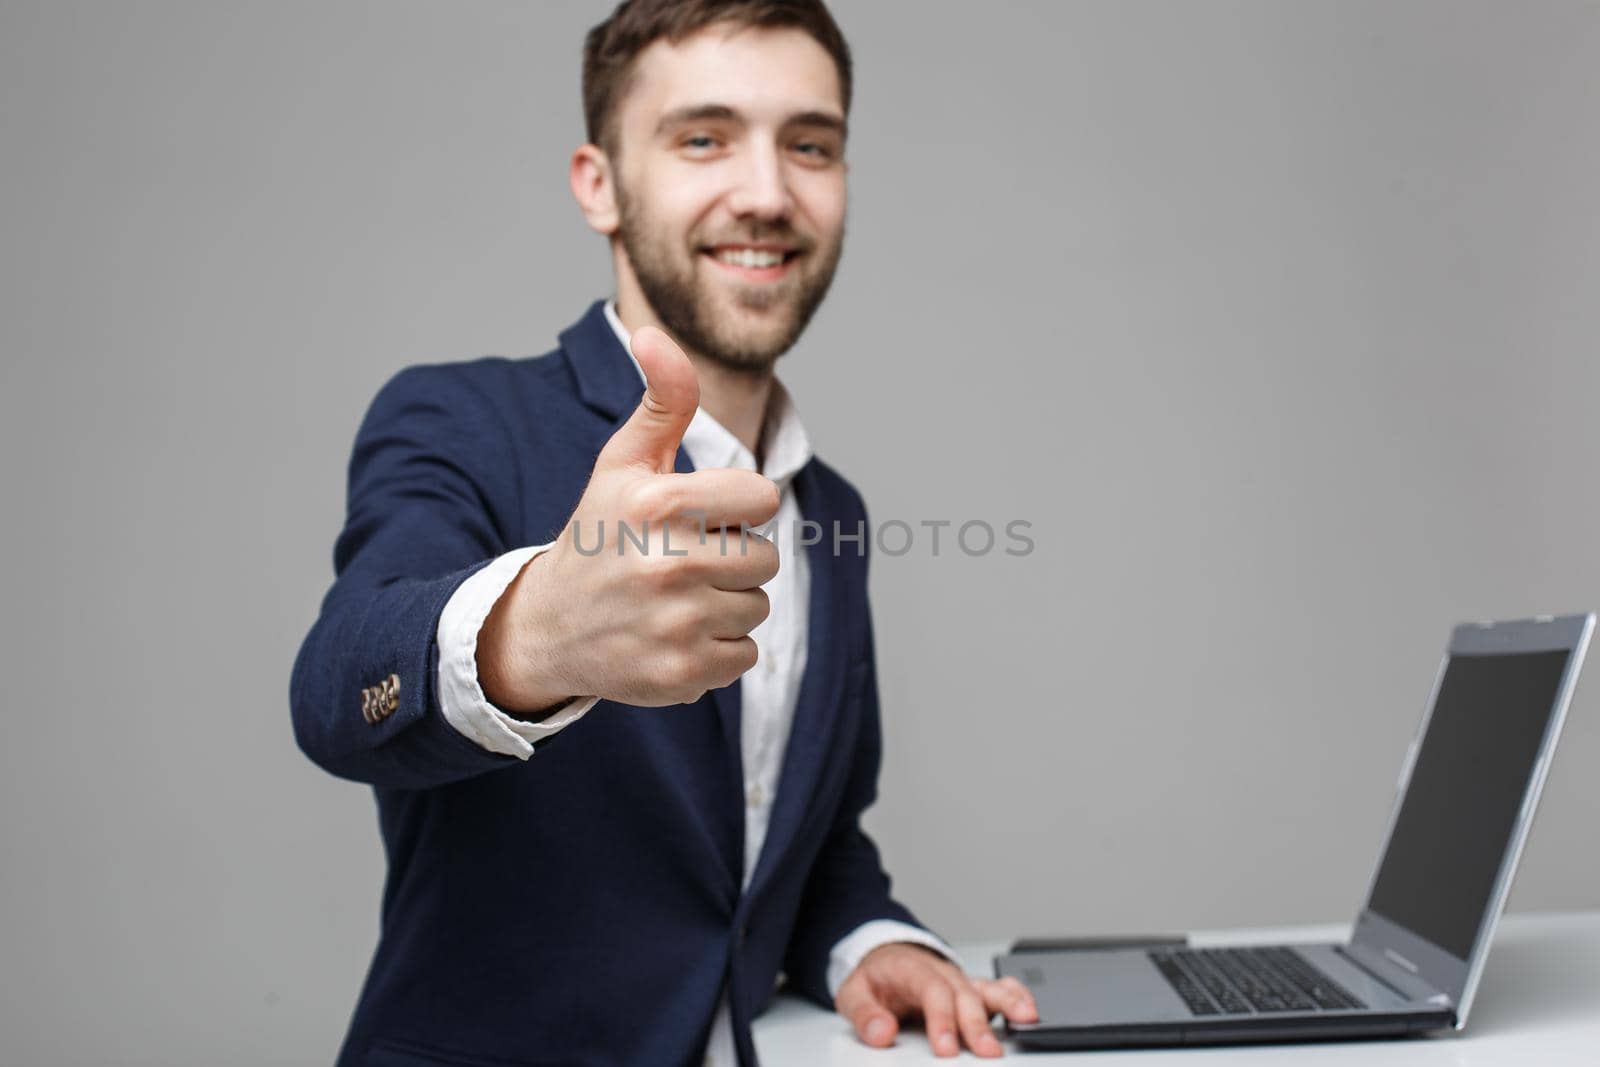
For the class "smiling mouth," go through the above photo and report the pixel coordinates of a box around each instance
[700,245,803,283]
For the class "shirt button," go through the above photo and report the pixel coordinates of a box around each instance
[746,782,765,809]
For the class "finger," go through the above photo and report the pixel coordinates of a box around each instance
[702,587,770,640]
[633,468,780,531]
[955,986,1004,1058]
[919,981,960,1058]
[700,531,780,592]
[984,976,1039,1023]
[631,635,758,706]
[646,528,775,593]
[595,325,699,474]
[705,636,760,689]
[835,974,899,1048]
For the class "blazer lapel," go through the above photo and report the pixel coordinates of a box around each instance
[559,299,645,423]
[746,460,851,901]
[689,454,747,764]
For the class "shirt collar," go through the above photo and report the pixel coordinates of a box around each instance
[603,298,813,486]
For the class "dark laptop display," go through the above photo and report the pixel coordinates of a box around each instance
[1366,650,1570,961]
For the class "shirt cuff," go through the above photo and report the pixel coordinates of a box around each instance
[826,919,961,1000]
[436,542,600,759]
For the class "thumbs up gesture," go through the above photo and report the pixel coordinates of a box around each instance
[477,326,781,714]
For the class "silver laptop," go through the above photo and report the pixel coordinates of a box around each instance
[997,613,1593,1050]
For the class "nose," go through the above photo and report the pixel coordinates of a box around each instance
[725,141,793,221]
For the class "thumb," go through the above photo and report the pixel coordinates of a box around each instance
[596,324,700,473]
[837,974,899,1048]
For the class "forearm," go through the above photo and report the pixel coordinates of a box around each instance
[290,561,523,789]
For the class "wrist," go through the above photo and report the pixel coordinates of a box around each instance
[477,552,580,715]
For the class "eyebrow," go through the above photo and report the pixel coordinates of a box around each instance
[654,102,848,141]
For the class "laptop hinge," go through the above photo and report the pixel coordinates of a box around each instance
[1337,943,1452,1006]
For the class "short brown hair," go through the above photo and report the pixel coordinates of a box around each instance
[582,0,853,161]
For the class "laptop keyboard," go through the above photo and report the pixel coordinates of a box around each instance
[1148,947,1366,1015]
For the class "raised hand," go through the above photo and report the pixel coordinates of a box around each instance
[477,325,781,715]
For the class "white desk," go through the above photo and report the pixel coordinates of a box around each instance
[754,912,1598,1065]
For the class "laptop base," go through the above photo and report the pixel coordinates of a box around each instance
[1009,1009,1455,1051]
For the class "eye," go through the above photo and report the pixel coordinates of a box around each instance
[682,134,721,151]
[793,141,837,163]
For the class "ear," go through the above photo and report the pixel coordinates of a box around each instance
[570,143,620,236]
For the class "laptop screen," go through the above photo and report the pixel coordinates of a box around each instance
[1366,649,1570,960]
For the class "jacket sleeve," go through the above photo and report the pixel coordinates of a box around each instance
[289,362,531,789]
[781,508,943,1007]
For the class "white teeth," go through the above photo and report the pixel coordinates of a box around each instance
[714,248,785,268]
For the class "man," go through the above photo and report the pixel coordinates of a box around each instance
[290,1,1036,1063]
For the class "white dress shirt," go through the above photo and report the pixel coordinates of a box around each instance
[434,299,952,1065]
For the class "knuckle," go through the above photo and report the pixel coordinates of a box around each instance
[675,541,716,580]
[627,478,680,522]
[895,955,928,984]
[630,556,669,592]
[652,599,703,644]
[657,650,700,693]
[639,387,674,421]
[633,547,685,589]
[703,538,743,573]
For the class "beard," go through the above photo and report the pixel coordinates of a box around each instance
[614,179,844,374]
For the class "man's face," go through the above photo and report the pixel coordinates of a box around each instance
[608,25,848,372]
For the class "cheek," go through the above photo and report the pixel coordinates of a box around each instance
[796,177,847,238]
[662,170,733,236]
[630,169,718,243]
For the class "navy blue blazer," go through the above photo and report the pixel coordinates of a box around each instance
[290,299,931,1067]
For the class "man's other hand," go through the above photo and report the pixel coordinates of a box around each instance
[835,942,1039,1058]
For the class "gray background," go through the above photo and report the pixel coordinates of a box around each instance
[4,0,1598,1062]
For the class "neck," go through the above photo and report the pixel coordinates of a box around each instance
[614,288,773,460]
